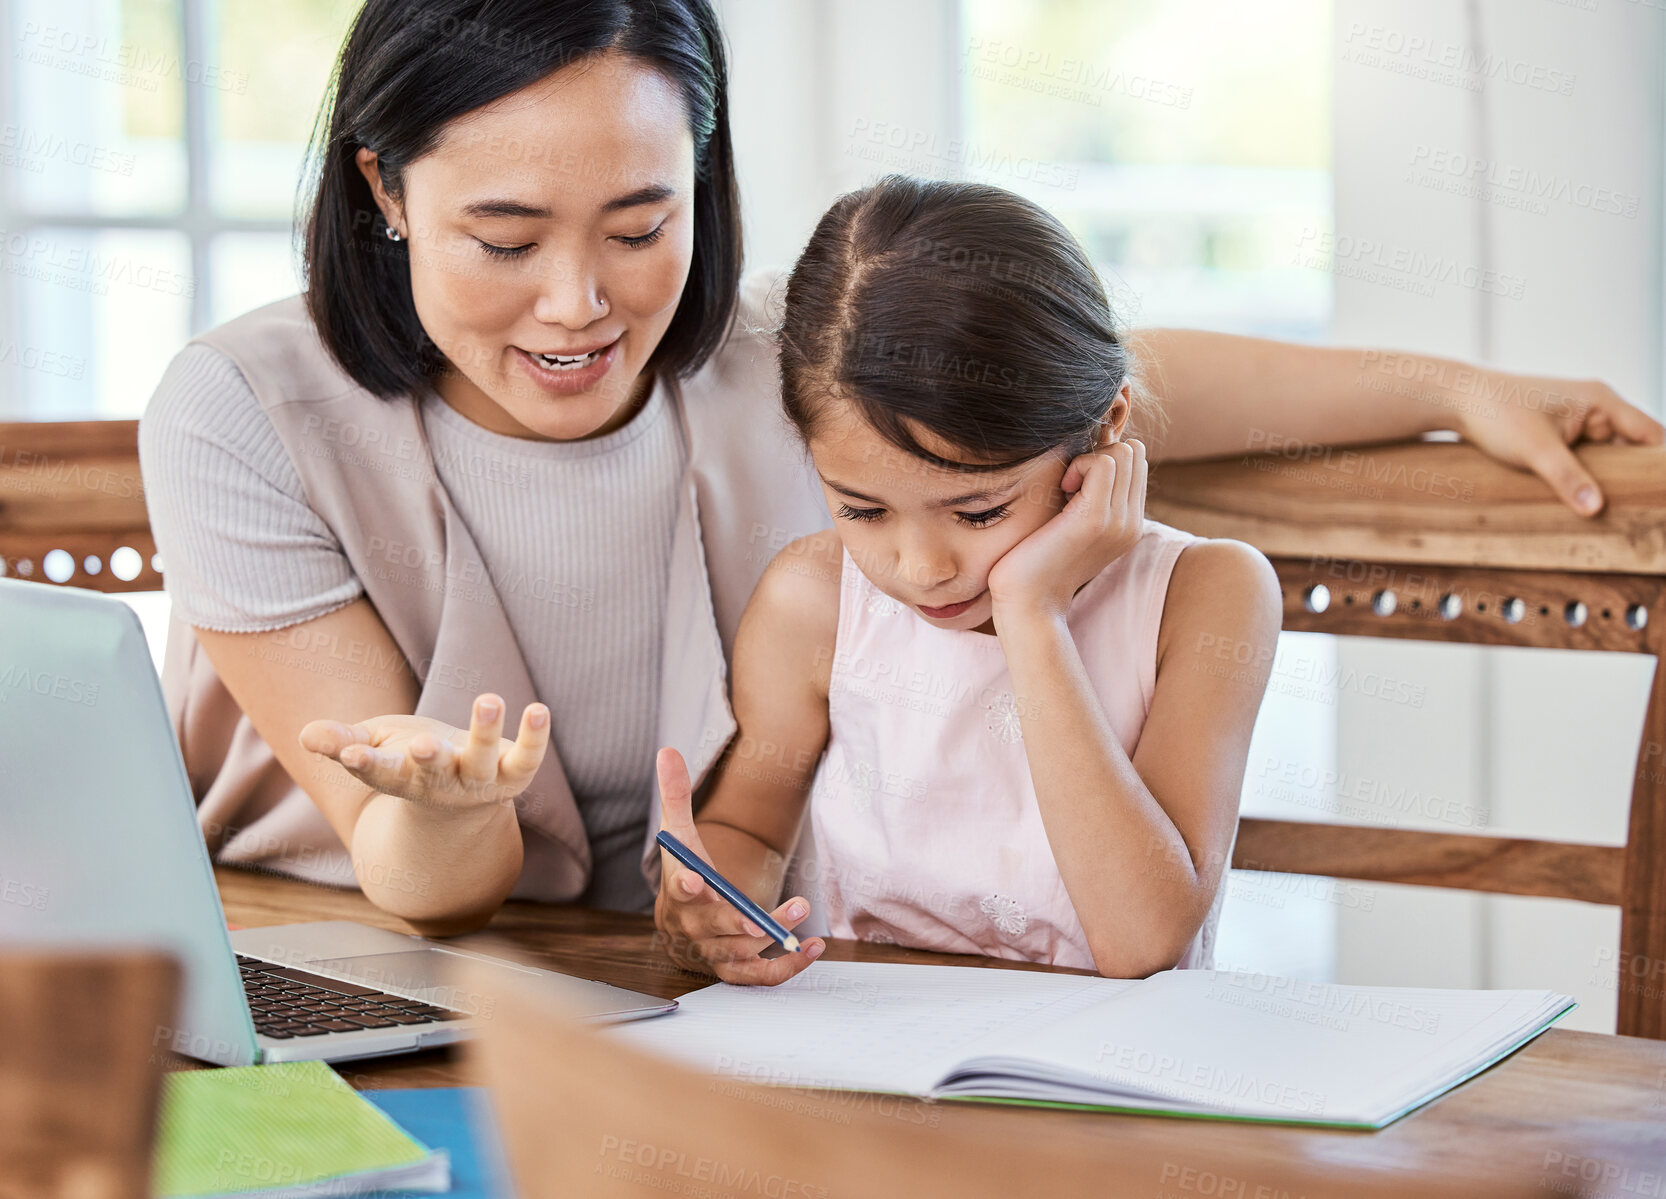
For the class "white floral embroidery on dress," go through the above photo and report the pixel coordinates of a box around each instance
[861,926,897,944]
[984,691,1024,744]
[850,760,876,813]
[866,590,905,617]
[980,893,1028,936]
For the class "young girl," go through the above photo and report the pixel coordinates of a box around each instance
[653,175,1282,983]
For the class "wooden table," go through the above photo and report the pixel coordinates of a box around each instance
[215,866,1666,1194]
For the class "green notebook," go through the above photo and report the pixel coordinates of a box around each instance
[154,1060,449,1198]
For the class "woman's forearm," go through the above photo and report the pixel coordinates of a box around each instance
[1130,329,1501,461]
[350,793,524,933]
[1129,327,1663,515]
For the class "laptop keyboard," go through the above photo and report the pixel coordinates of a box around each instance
[237,953,468,1040]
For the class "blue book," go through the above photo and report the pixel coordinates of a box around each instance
[360,1088,512,1199]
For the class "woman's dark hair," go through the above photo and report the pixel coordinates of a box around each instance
[302,0,742,397]
[778,174,1154,472]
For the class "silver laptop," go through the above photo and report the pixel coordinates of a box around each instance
[0,577,675,1065]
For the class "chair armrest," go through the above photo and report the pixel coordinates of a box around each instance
[1147,440,1666,574]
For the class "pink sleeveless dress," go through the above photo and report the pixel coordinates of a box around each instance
[806,519,1224,972]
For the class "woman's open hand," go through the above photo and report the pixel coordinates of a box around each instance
[652,747,822,985]
[987,438,1148,625]
[1455,377,1663,516]
[298,693,549,813]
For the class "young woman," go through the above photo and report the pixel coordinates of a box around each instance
[139,0,1662,935]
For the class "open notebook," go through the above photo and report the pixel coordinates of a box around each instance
[610,962,1574,1130]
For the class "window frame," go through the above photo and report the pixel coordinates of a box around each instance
[0,0,295,412]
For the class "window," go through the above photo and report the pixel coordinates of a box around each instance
[960,0,1332,340]
[1,0,358,418]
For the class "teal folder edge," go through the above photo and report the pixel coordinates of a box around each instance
[359,1087,512,1199]
[946,997,1579,1132]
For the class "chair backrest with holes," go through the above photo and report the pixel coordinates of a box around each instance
[7,419,1663,1038]
[0,420,158,591]
[1149,439,1666,1039]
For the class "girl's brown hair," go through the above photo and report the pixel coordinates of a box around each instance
[778,174,1150,471]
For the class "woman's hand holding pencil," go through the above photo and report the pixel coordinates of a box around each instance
[652,748,825,986]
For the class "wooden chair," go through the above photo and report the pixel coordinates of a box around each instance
[1149,439,1666,1040]
[0,420,159,592]
[7,419,1664,1038]
[0,949,180,1199]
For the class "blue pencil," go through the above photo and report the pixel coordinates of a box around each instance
[656,829,803,953]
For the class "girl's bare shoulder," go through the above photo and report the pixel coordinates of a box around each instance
[741,532,844,639]
[735,533,845,696]
[761,532,844,607]
[1157,538,1281,668]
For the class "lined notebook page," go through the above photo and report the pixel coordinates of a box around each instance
[609,962,1130,1096]
[952,969,1572,1124]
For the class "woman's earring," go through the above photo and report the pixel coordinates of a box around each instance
[385,226,403,242]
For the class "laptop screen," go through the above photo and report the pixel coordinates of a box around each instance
[0,578,258,1065]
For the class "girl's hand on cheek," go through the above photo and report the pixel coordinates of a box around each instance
[987,439,1148,627]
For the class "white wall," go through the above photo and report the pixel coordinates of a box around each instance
[1332,0,1664,1031]
[719,0,963,272]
